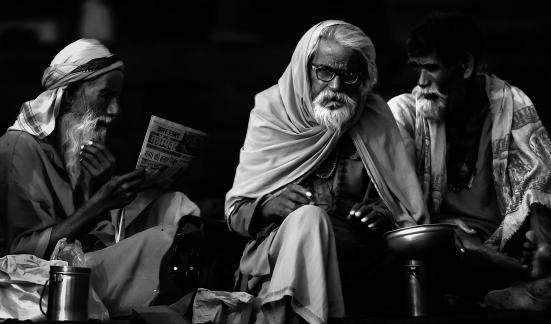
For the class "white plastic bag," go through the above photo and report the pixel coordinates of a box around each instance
[0,254,67,321]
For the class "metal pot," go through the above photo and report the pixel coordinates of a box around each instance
[384,224,456,316]
[40,266,90,321]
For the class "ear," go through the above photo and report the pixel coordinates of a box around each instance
[462,53,475,79]
[63,85,79,105]
[61,83,84,113]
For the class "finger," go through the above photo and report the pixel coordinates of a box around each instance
[81,143,115,171]
[453,219,477,235]
[348,203,363,220]
[283,191,310,205]
[112,179,144,199]
[454,234,467,254]
[281,198,301,212]
[124,177,147,192]
[80,160,92,178]
[80,158,99,177]
[80,150,102,171]
[360,210,379,225]
[83,142,116,165]
[355,205,373,219]
[287,184,312,199]
[111,169,146,188]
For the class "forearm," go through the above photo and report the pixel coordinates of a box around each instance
[48,199,109,254]
[228,195,270,237]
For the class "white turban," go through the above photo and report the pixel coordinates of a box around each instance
[9,38,124,139]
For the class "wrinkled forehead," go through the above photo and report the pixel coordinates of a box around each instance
[408,52,444,67]
[304,23,372,71]
[310,39,364,70]
[78,69,124,94]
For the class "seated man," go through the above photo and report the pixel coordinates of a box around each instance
[388,11,551,303]
[225,21,428,323]
[0,39,198,316]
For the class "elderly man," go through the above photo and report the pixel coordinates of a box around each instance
[0,39,198,317]
[388,12,551,306]
[225,21,427,323]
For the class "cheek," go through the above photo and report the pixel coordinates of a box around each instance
[343,86,361,101]
[435,71,457,92]
[310,82,325,101]
[90,99,109,115]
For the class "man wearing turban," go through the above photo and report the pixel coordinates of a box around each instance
[0,39,198,317]
[225,21,428,323]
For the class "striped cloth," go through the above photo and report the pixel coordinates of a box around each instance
[9,38,123,139]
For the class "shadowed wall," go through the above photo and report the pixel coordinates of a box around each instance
[1,0,549,201]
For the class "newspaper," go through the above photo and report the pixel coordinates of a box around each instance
[136,115,207,178]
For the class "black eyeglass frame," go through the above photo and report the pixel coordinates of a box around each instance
[310,64,363,85]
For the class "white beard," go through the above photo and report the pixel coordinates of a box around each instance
[312,88,357,133]
[413,85,448,121]
[59,110,103,186]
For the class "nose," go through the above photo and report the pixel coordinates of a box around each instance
[417,69,430,88]
[328,74,343,91]
[106,98,120,119]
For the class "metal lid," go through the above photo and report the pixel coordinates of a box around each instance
[50,265,91,275]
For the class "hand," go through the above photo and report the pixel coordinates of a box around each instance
[80,141,116,191]
[260,184,313,221]
[434,218,478,253]
[88,168,146,211]
[346,203,394,235]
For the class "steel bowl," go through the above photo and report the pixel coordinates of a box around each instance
[384,224,456,259]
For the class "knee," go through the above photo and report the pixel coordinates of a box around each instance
[281,205,331,233]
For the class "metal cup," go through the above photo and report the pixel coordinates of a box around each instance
[40,266,90,321]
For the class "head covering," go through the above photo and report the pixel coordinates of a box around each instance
[9,38,124,139]
[225,20,427,227]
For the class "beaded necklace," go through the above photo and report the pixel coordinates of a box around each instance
[315,149,340,179]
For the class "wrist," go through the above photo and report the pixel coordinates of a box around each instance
[83,195,110,215]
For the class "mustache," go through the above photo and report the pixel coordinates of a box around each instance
[412,85,447,101]
[314,89,356,108]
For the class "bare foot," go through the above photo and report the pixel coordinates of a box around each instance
[485,277,551,311]
[522,230,551,279]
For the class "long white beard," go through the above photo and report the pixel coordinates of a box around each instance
[59,111,103,186]
[312,89,357,133]
[413,85,448,121]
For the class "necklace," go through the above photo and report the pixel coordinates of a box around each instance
[315,149,340,179]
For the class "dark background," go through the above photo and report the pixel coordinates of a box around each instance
[1,0,549,202]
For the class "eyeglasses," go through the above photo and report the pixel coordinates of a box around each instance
[310,64,362,85]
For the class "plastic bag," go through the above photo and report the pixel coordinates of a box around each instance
[50,238,87,266]
[50,238,110,321]
[0,254,67,321]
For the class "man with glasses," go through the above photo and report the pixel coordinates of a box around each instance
[225,21,427,322]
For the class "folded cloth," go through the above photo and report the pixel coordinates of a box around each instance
[131,291,195,324]
[0,254,67,321]
[485,277,551,311]
[192,288,255,324]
